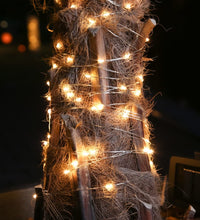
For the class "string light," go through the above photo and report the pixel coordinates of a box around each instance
[104,183,115,192]
[47,133,51,139]
[98,58,105,64]
[66,91,75,99]
[143,147,154,155]
[101,10,111,18]
[91,103,104,112]
[137,74,144,82]
[71,160,78,169]
[33,194,37,199]
[119,85,127,91]
[63,84,71,92]
[56,41,63,50]
[145,37,150,42]
[132,88,141,97]
[84,72,91,79]
[47,108,52,115]
[64,169,70,175]
[46,81,50,86]
[66,55,74,65]
[122,109,130,119]
[75,97,82,103]
[70,4,78,9]
[123,52,131,60]
[124,3,132,10]
[87,18,96,28]
[46,94,51,101]
[52,62,58,69]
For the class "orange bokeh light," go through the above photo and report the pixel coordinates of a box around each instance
[1,32,13,44]
[18,44,26,53]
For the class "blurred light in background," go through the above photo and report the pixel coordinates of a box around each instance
[17,44,26,53]
[1,32,13,44]
[0,20,8,28]
[27,16,41,51]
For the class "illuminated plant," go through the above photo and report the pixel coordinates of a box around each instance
[35,0,161,219]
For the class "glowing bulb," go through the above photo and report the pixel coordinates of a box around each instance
[101,10,111,18]
[98,58,105,64]
[75,97,82,103]
[71,160,78,169]
[46,95,51,101]
[122,109,130,119]
[47,108,52,114]
[64,169,70,175]
[119,85,127,91]
[105,183,114,192]
[145,37,150,42]
[46,81,50,86]
[85,73,91,79]
[33,194,37,199]
[89,149,96,156]
[91,103,104,112]
[47,133,51,139]
[132,89,141,97]
[66,92,75,99]
[88,18,96,28]
[150,160,154,167]
[70,4,78,9]
[124,3,132,10]
[52,63,58,69]
[123,52,131,60]
[63,85,70,92]
[137,74,144,82]
[82,150,89,157]
[143,147,154,155]
[56,41,63,50]
[66,55,74,64]
[43,141,48,146]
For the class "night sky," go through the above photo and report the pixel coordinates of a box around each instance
[0,0,199,191]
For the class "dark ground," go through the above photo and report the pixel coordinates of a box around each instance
[0,0,199,196]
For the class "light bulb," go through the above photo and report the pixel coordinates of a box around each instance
[124,3,132,10]
[132,89,141,97]
[63,84,70,92]
[46,81,50,86]
[47,109,52,114]
[88,18,96,28]
[46,95,51,101]
[84,73,91,79]
[105,183,114,192]
[71,160,78,169]
[143,147,154,155]
[47,133,51,139]
[101,10,111,18]
[119,85,127,91]
[91,103,104,112]
[122,109,130,119]
[66,55,74,64]
[123,52,131,60]
[33,194,37,199]
[52,63,58,69]
[137,74,144,82]
[75,97,82,103]
[66,91,74,99]
[145,37,150,42]
[56,41,63,50]
[70,4,78,9]
[64,169,70,175]
[98,58,105,64]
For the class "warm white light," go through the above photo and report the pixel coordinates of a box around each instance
[46,95,51,101]
[63,84,70,92]
[75,97,82,103]
[43,141,48,146]
[64,169,70,175]
[46,81,50,86]
[56,41,63,50]
[66,92,75,99]
[70,4,78,9]
[122,109,130,119]
[119,85,127,91]
[145,37,150,42]
[47,133,51,139]
[124,3,132,10]
[143,147,154,155]
[101,10,111,18]
[150,160,154,167]
[89,149,96,156]
[105,183,114,192]
[123,52,131,60]
[98,58,105,64]
[82,150,89,157]
[71,160,78,169]
[47,109,52,114]
[137,74,144,82]
[84,73,91,79]
[52,62,58,69]
[91,103,104,112]
[33,194,37,199]
[66,56,74,64]
[132,89,141,97]
[88,18,96,28]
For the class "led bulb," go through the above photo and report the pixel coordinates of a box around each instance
[84,73,91,79]
[70,4,78,9]
[137,74,144,82]
[98,58,105,64]
[66,55,74,64]
[46,81,50,86]
[132,89,141,97]
[91,103,104,112]
[75,97,82,103]
[66,91,74,99]
[47,109,52,114]
[101,10,111,18]
[63,84,70,92]
[124,3,132,10]
[88,18,96,28]
[52,63,58,69]
[143,147,154,155]
[33,194,37,199]
[123,52,131,60]
[122,109,130,119]
[145,37,150,42]
[71,160,78,169]
[64,169,70,175]
[119,85,127,91]
[105,183,114,192]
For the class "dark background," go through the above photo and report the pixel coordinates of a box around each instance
[0,0,199,192]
